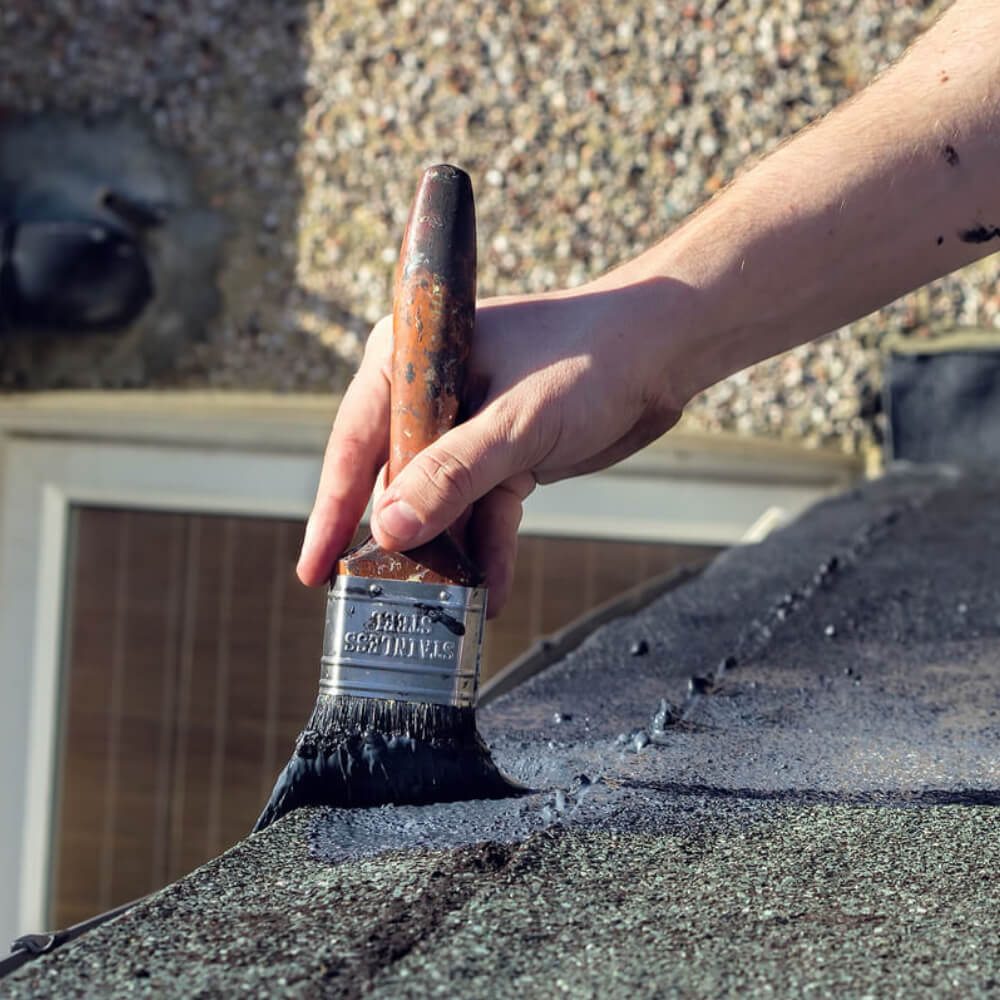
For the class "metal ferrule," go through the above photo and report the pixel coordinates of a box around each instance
[320,576,486,708]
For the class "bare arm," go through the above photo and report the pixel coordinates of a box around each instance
[299,0,1000,615]
[611,0,1000,403]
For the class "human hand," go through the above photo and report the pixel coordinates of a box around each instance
[303,0,1000,620]
[296,279,690,617]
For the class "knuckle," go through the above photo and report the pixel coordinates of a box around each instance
[417,448,477,506]
[492,394,551,467]
[325,430,377,499]
[492,396,527,441]
[334,429,369,462]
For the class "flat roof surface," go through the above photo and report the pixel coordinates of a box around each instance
[7,464,1000,997]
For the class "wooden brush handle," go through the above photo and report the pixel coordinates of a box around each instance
[389,164,477,484]
[338,166,481,587]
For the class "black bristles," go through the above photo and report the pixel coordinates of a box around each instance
[305,694,478,744]
[252,694,526,833]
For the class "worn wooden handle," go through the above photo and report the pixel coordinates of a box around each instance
[337,166,481,586]
[389,164,477,484]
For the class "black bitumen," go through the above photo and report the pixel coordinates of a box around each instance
[6,464,1000,997]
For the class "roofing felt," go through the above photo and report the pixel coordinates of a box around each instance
[5,464,1000,998]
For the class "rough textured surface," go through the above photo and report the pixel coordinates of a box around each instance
[887,338,1000,464]
[4,0,997,449]
[8,807,1000,999]
[6,465,1000,997]
[480,463,1000,801]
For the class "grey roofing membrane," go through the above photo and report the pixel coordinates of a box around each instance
[6,464,1000,998]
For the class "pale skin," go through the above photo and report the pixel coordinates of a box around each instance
[298,0,1000,617]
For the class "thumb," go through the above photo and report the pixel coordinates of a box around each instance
[371,408,518,551]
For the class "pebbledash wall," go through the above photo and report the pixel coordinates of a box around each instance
[0,0,986,451]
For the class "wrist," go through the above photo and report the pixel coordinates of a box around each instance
[580,231,736,409]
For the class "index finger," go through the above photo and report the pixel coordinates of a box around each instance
[296,319,392,586]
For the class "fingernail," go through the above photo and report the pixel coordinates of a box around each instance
[377,500,422,544]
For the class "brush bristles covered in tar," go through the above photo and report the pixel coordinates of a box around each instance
[252,695,521,833]
[308,694,478,743]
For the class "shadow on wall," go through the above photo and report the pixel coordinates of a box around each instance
[0,112,226,386]
[0,1,359,391]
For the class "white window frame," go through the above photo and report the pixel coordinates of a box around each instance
[0,392,860,945]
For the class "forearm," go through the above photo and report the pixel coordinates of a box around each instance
[597,0,1000,401]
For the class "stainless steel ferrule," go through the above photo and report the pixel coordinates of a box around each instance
[320,576,486,708]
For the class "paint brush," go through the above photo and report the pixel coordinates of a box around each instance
[253,165,521,832]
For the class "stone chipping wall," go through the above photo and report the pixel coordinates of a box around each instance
[3,0,990,448]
